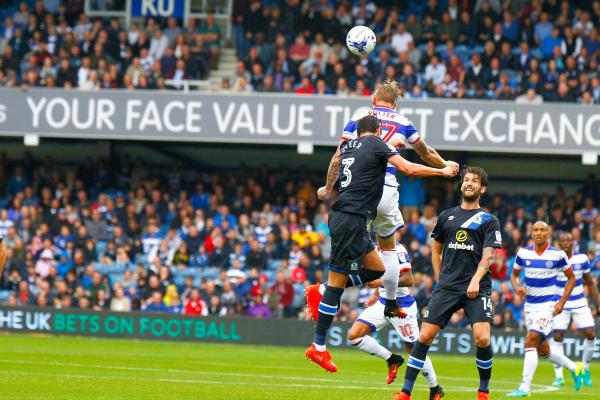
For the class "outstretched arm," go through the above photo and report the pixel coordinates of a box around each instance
[388,154,458,177]
[411,138,449,168]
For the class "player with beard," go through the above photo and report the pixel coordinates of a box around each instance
[395,166,502,400]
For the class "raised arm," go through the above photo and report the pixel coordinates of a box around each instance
[411,138,448,168]
[466,247,495,299]
[388,154,458,178]
[317,142,342,200]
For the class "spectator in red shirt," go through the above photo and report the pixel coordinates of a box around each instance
[184,288,208,316]
[271,271,294,318]
[294,77,314,94]
[490,248,508,282]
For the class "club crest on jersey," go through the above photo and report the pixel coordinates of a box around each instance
[545,261,553,268]
[455,230,468,242]
[350,261,359,271]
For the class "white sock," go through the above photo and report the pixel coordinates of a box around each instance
[582,339,596,370]
[318,284,326,295]
[349,335,392,360]
[547,350,577,372]
[381,250,400,300]
[520,348,538,392]
[313,343,326,352]
[421,356,438,387]
[551,341,564,379]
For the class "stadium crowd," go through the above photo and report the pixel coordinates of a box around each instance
[0,0,598,103]
[0,0,221,89]
[0,153,598,331]
[230,0,600,104]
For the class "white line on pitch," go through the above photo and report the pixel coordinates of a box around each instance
[0,358,561,394]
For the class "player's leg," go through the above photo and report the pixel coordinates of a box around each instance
[473,322,493,398]
[398,288,460,399]
[507,330,544,397]
[306,269,347,372]
[550,330,566,387]
[306,232,385,321]
[550,309,569,386]
[396,322,442,400]
[573,307,596,386]
[348,304,404,384]
[372,186,404,317]
[538,337,583,391]
[404,328,443,399]
[463,294,494,398]
[306,211,352,372]
[580,327,596,386]
[305,262,382,321]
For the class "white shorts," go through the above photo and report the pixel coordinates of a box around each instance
[368,185,404,238]
[525,309,554,338]
[356,301,419,343]
[552,307,595,331]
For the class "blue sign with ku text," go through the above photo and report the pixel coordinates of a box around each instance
[131,0,184,18]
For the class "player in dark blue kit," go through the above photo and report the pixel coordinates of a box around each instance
[396,166,502,400]
[305,115,458,372]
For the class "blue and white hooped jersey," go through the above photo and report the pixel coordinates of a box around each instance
[341,106,421,188]
[514,245,571,312]
[556,253,591,310]
[378,244,416,308]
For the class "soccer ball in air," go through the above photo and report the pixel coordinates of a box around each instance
[346,26,376,56]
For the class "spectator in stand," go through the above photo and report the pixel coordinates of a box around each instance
[143,291,169,313]
[184,288,208,316]
[271,271,294,318]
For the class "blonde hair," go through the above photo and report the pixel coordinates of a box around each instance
[374,79,401,105]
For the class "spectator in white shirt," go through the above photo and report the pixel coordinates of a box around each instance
[515,88,544,104]
[391,23,413,55]
[424,55,446,86]
[149,28,169,60]
[77,56,91,87]
[73,14,92,42]
[139,48,154,73]
[79,69,99,90]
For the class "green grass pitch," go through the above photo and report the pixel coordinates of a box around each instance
[0,334,596,400]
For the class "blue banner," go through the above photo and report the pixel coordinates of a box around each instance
[131,0,185,18]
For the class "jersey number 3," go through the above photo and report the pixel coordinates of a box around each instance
[340,158,355,188]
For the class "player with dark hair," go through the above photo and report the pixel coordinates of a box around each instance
[395,166,502,400]
[305,115,458,372]
[313,79,455,320]
[506,222,583,397]
[551,232,599,388]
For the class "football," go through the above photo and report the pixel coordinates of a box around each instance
[346,25,376,56]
